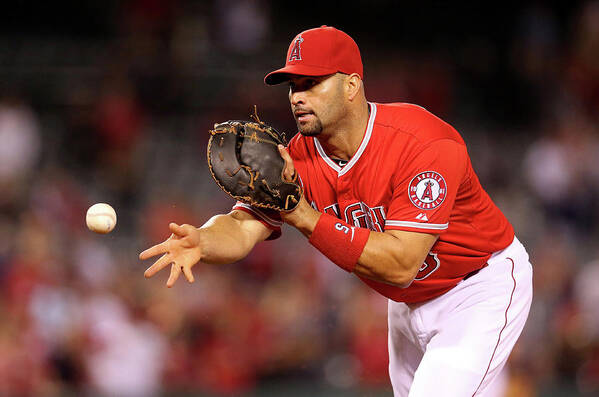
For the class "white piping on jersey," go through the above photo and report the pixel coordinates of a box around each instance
[234,203,283,227]
[385,220,449,230]
[314,102,377,176]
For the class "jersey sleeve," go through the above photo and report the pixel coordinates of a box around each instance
[232,202,283,240]
[385,139,467,234]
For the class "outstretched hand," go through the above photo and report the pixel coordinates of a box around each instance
[139,223,202,288]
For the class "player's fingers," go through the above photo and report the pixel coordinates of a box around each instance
[179,224,197,235]
[139,241,169,260]
[166,263,181,288]
[169,223,187,237]
[278,145,295,182]
[144,253,172,278]
[182,265,195,283]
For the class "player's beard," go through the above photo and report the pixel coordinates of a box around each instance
[296,115,323,136]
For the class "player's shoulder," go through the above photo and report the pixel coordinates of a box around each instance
[373,102,465,146]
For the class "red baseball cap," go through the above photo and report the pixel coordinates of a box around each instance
[264,25,363,85]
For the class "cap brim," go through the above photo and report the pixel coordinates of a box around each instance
[264,64,337,85]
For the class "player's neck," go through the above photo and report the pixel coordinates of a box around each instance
[318,101,370,160]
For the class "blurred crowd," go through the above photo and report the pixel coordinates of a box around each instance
[0,1,598,396]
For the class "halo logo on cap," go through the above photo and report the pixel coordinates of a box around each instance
[264,26,363,85]
[288,35,304,61]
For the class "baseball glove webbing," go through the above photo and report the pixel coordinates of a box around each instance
[207,113,302,212]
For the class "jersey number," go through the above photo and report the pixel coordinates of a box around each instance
[415,252,440,281]
[334,222,350,234]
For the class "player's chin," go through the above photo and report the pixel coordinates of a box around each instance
[296,120,322,137]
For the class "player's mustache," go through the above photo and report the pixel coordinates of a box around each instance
[293,107,314,117]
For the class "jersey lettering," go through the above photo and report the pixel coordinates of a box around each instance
[320,201,386,232]
[415,252,440,280]
[344,202,371,229]
[324,203,341,217]
[369,206,386,232]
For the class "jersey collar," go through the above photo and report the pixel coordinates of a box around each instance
[314,102,377,176]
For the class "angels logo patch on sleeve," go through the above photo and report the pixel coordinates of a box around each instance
[408,171,447,210]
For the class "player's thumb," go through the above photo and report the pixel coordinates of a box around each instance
[278,145,295,182]
[169,222,186,237]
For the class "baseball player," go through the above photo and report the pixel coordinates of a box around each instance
[140,26,533,396]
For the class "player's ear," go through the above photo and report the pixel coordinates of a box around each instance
[346,73,362,101]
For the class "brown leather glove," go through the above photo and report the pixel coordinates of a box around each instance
[207,120,302,212]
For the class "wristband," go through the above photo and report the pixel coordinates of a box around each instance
[308,213,370,272]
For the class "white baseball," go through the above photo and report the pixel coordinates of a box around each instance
[86,203,117,234]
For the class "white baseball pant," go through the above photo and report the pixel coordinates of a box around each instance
[388,236,533,396]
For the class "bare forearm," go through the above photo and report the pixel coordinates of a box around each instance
[140,210,271,287]
[283,200,431,286]
[199,212,269,264]
[354,232,429,287]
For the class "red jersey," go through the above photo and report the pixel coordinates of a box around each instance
[235,102,514,303]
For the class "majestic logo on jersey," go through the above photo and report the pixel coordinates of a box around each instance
[415,213,428,221]
[288,35,304,61]
[408,171,447,210]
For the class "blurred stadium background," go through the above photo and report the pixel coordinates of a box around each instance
[0,1,598,396]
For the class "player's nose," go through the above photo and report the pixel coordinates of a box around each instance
[289,89,305,106]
